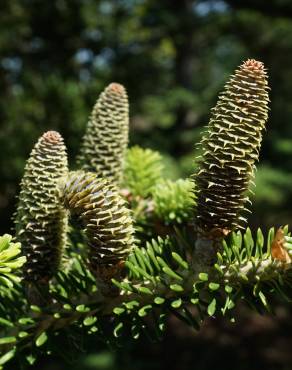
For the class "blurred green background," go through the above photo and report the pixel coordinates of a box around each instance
[2,0,292,369]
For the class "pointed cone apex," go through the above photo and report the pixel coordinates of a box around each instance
[193,59,269,235]
[42,130,63,143]
[15,131,68,282]
[77,82,129,185]
[242,59,264,72]
[108,82,126,94]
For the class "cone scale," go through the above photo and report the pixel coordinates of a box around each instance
[194,59,269,237]
[61,171,135,281]
[15,131,68,282]
[77,83,129,185]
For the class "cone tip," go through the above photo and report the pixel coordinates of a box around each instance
[107,82,126,94]
[42,131,62,143]
[242,59,265,72]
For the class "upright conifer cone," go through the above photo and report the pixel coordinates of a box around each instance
[194,59,269,236]
[77,83,129,185]
[15,131,68,282]
[61,171,135,280]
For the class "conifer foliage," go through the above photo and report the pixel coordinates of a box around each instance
[1,60,292,369]
[124,146,163,197]
[152,179,195,224]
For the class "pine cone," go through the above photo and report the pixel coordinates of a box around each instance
[15,131,68,282]
[194,59,269,236]
[77,83,129,185]
[61,171,135,280]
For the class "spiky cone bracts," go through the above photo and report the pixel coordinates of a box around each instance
[194,59,269,237]
[60,171,135,284]
[15,131,68,283]
[77,83,129,185]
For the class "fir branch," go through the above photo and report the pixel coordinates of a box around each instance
[1,228,292,365]
[124,146,164,198]
[152,179,196,224]
[0,235,26,288]
[2,59,292,369]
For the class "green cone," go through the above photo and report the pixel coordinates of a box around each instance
[194,59,269,236]
[61,171,135,279]
[15,131,68,282]
[77,83,129,185]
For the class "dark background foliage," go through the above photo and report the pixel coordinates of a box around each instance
[1,0,292,369]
